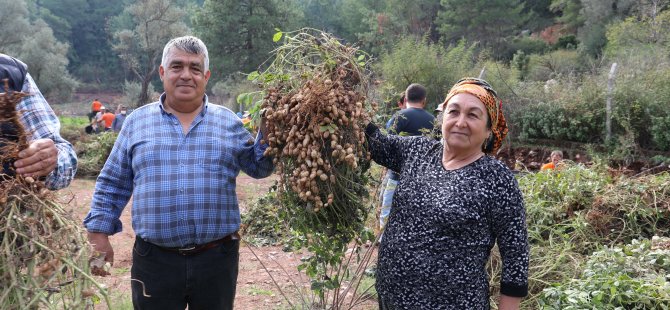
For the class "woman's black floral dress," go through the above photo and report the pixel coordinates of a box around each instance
[366,124,529,309]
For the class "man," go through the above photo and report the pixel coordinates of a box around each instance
[111,105,127,132]
[89,98,102,122]
[0,53,77,190]
[83,36,274,309]
[97,106,115,132]
[379,84,435,234]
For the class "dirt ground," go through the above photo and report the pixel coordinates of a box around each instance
[58,174,376,310]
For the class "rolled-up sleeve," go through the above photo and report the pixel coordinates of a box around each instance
[18,74,77,190]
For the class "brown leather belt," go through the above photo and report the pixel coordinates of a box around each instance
[155,232,240,256]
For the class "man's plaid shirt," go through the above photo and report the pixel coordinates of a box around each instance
[19,74,77,190]
[84,94,274,247]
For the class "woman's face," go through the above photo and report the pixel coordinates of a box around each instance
[442,93,491,154]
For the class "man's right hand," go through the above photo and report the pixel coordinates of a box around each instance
[88,231,114,276]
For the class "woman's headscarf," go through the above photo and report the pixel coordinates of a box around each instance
[441,78,508,154]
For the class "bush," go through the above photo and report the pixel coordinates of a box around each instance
[59,116,88,145]
[240,190,290,246]
[525,49,587,81]
[75,132,117,177]
[118,80,156,108]
[376,37,477,111]
[539,237,670,309]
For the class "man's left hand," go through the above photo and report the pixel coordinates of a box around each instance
[14,139,58,177]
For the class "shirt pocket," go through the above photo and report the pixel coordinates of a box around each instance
[198,138,228,173]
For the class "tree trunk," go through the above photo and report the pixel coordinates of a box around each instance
[138,77,151,107]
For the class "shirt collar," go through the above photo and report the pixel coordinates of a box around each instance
[158,93,209,117]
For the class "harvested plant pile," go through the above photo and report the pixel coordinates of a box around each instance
[0,81,106,309]
[257,29,375,239]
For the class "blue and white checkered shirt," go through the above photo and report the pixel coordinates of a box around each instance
[83,94,274,247]
[19,74,77,190]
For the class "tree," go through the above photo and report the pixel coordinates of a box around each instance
[193,0,301,82]
[112,0,190,106]
[437,0,528,54]
[0,0,31,47]
[0,0,77,101]
[357,0,442,54]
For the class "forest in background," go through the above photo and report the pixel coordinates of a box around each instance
[2,0,670,154]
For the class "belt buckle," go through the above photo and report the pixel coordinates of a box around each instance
[177,246,197,255]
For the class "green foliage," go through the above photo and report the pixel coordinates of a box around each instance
[356,0,442,54]
[241,190,289,246]
[117,80,156,108]
[519,164,609,245]
[112,0,190,106]
[540,237,670,309]
[550,0,584,32]
[438,0,528,55]
[0,0,78,102]
[514,166,670,308]
[513,77,605,143]
[76,132,118,177]
[605,10,670,58]
[59,116,88,145]
[376,37,477,110]
[193,0,302,82]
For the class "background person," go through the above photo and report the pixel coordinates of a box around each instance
[89,98,102,122]
[112,106,127,132]
[379,85,434,237]
[365,78,529,309]
[541,150,563,171]
[83,36,274,310]
[0,53,77,190]
[99,107,115,132]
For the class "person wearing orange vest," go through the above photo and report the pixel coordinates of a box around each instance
[541,150,563,171]
[89,98,102,122]
[98,107,116,132]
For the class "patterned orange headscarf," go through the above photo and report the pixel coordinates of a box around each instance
[441,78,508,154]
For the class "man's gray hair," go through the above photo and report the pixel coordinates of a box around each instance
[161,36,209,72]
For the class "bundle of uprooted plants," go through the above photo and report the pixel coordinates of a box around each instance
[248,29,378,306]
[256,29,375,239]
[0,81,108,309]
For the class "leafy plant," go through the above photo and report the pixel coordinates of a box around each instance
[539,237,670,309]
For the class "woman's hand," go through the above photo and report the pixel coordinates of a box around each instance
[499,295,522,310]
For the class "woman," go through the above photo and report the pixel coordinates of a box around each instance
[366,78,529,309]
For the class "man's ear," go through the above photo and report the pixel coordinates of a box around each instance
[204,70,211,81]
[158,65,165,81]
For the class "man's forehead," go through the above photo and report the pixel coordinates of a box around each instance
[168,50,204,66]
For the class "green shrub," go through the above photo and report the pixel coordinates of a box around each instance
[376,37,477,110]
[75,132,117,177]
[241,190,290,246]
[539,237,670,309]
[59,116,88,145]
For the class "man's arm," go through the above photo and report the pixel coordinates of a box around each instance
[15,74,76,190]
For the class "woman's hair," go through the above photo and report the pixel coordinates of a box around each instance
[550,150,563,158]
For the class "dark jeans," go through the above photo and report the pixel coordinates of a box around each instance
[131,237,240,310]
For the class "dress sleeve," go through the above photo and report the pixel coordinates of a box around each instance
[364,122,406,174]
[491,169,529,297]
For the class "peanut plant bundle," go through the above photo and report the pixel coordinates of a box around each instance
[0,80,107,309]
[255,29,376,239]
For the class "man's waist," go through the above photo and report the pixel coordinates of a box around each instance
[142,231,240,256]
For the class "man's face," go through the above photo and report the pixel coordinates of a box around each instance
[159,49,210,109]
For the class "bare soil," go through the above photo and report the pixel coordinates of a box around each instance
[58,174,375,310]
